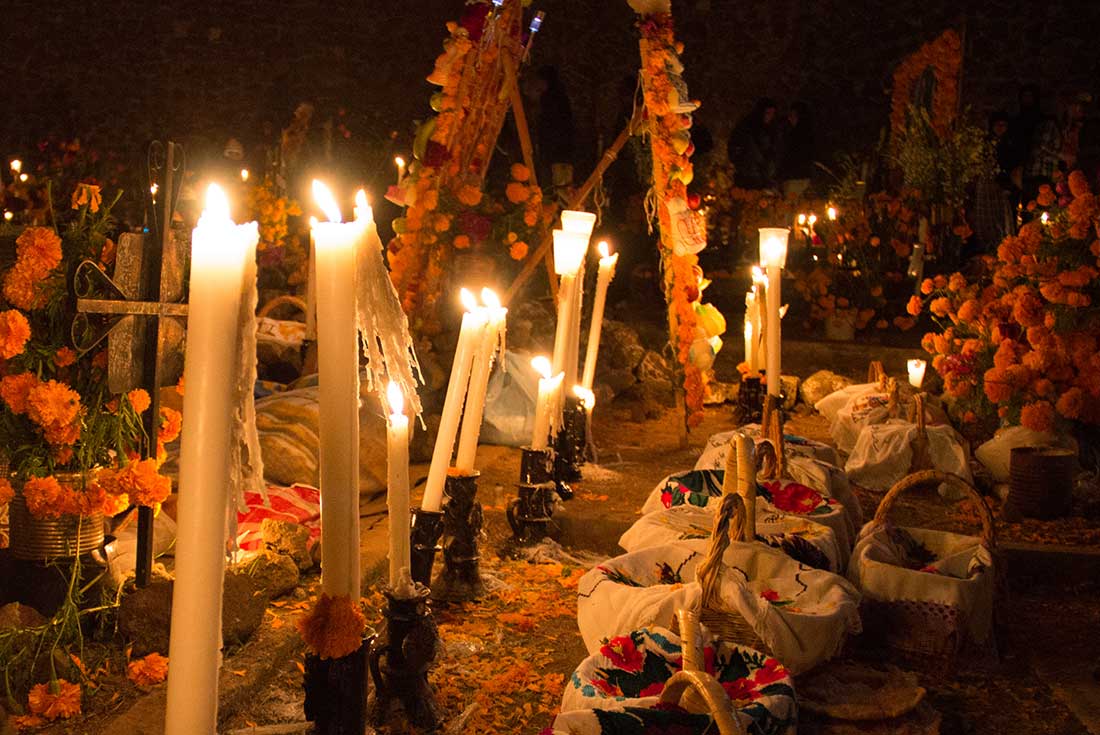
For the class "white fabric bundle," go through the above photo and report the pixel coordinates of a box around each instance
[695,425,840,471]
[845,419,972,493]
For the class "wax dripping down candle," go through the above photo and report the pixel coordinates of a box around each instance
[758,228,789,397]
[455,288,506,473]
[310,180,364,600]
[581,241,618,391]
[385,381,415,594]
[165,184,257,735]
[422,289,487,512]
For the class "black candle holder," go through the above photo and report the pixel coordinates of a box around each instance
[368,587,441,731]
[304,634,372,735]
[431,471,485,602]
[409,508,444,588]
[554,395,586,484]
[735,375,765,424]
[507,447,560,543]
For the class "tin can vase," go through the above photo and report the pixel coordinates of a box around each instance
[9,472,105,561]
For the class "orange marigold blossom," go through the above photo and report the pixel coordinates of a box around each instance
[505,181,529,204]
[0,372,39,414]
[26,380,82,434]
[54,346,77,367]
[2,263,46,310]
[15,227,63,276]
[1020,400,1055,433]
[453,234,471,250]
[159,407,183,443]
[127,389,151,414]
[510,163,531,182]
[906,295,923,316]
[0,477,13,505]
[1056,387,1085,419]
[127,653,169,686]
[297,593,367,659]
[70,183,102,213]
[23,476,71,519]
[983,367,1013,403]
[27,679,82,720]
[509,241,529,261]
[929,297,951,317]
[0,309,31,359]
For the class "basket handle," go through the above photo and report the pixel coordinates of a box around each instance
[907,393,933,471]
[257,294,308,320]
[659,670,746,735]
[868,360,885,384]
[759,396,786,481]
[697,493,745,610]
[873,469,996,549]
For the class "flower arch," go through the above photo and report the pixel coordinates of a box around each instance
[889,28,963,138]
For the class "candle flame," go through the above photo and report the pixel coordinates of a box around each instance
[808,213,818,225]
[597,240,610,259]
[240,168,250,182]
[10,159,21,173]
[394,156,405,168]
[460,287,478,312]
[751,265,766,284]
[1040,211,1050,224]
[150,183,159,197]
[531,356,552,380]
[312,180,342,223]
[574,385,595,410]
[18,173,28,182]
[386,381,404,416]
[480,287,501,309]
[797,213,807,225]
[309,216,318,228]
[3,211,12,221]
[354,189,371,221]
[827,206,838,220]
[204,183,230,221]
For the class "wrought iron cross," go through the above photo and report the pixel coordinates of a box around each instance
[70,140,188,587]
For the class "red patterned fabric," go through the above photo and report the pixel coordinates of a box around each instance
[235,484,320,551]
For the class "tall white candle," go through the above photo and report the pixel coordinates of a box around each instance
[165,185,257,735]
[531,356,563,451]
[581,241,618,391]
[385,381,411,589]
[743,318,754,374]
[759,229,789,397]
[550,229,587,420]
[455,288,507,472]
[560,212,595,390]
[750,266,766,375]
[423,289,487,511]
[311,180,363,601]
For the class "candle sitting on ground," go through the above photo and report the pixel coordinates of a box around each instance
[310,180,364,602]
[422,289,487,512]
[455,288,507,473]
[758,228,790,397]
[165,184,257,735]
[908,359,927,389]
[386,381,415,594]
[531,356,563,451]
[581,241,619,391]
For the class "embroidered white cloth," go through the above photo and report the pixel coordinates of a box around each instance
[845,419,972,494]
[695,425,839,470]
[577,540,861,674]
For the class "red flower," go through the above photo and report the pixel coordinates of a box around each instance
[722,677,760,702]
[591,676,621,697]
[660,489,673,508]
[600,635,645,673]
[752,658,787,686]
[639,681,665,697]
[760,589,780,602]
[764,481,824,514]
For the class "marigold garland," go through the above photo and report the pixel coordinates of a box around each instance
[635,10,710,426]
[890,29,962,139]
[297,593,368,660]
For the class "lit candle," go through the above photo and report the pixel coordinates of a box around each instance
[455,288,507,473]
[165,184,257,735]
[240,168,250,182]
[311,180,363,601]
[422,289,487,511]
[827,205,838,221]
[750,266,766,375]
[759,228,789,397]
[743,318,754,375]
[394,156,406,185]
[581,241,618,391]
[9,159,21,174]
[531,356,563,451]
[550,229,587,413]
[908,359,927,389]
[385,381,411,590]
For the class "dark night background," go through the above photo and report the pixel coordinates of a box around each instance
[2,0,1099,178]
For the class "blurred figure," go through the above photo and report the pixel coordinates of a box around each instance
[779,101,815,196]
[526,65,576,200]
[728,97,780,189]
[969,111,1016,254]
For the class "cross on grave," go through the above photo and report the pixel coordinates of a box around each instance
[70,141,188,588]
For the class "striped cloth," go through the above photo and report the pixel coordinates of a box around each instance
[235,484,321,552]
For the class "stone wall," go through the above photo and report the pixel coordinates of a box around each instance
[1,0,1098,169]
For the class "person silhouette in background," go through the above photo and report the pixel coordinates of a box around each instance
[526,65,576,202]
[728,97,780,190]
[779,101,815,197]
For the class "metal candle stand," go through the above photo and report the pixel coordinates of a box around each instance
[553,395,586,488]
[736,375,765,424]
[409,508,444,587]
[368,587,441,731]
[431,472,485,601]
[304,635,372,735]
[507,446,561,543]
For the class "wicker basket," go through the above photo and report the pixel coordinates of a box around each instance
[8,474,106,561]
[660,609,747,735]
[855,470,996,671]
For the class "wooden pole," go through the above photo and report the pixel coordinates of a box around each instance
[503,109,640,305]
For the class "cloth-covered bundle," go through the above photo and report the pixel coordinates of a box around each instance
[845,419,971,493]
[696,425,839,471]
[577,540,861,674]
[847,470,996,667]
[642,467,858,559]
[816,363,902,454]
[552,625,797,735]
[619,500,843,572]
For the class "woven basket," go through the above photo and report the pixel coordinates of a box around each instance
[9,473,105,561]
[660,609,747,735]
[857,470,995,670]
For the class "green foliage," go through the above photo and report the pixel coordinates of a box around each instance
[894,106,996,207]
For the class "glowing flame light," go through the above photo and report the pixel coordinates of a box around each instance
[240,168,250,182]
[354,189,371,221]
[10,160,21,173]
[312,180,342,223]
[531,356,552,380]
[460,287,478,312]
[386,381,404,416]
[597,240,611,259]
[481,287,501,309]
[827,206,838,221]
[204,183,230,222]
[574,385,595,410]
[394,156,405,168]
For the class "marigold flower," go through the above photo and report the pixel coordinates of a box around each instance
[1056,387,1085,419]
[1036,185,1056,207]
[127,389,151,414]
[54,346,77,367]
[948,273,968,292]
[159,407,183,444]
[509,241,529,260]
[2,263,45,310]
[906,295,923,316]
[105,458,172,507]
[920,278,934,295]
[1020,400,1055,433]
[929,297,951,318]
[71,183,102,213]
[1068,170,1092,198]
[453,234,471,250]
[14,227,63,276]
[0,477,13,505]
[1034,378,1054,397]
[0,372,39,414]
[956,299,980,323]
[983,368,1013,403]
[27,380,82,436]
[27,679,82,720]
[127,653,169,686]
[455,185,482,207]
[505,181,529,204]
[297,593,367,659]
[23,476,70,519]
[0,309,31,359]
[993,340,1018,369]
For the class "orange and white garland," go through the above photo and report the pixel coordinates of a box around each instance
[634,3,711,426]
